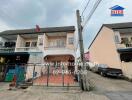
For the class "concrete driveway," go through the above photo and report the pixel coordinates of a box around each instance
[0,71,132,100]
[86,71,132,100]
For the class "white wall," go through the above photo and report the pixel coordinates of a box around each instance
[0,37,8,47]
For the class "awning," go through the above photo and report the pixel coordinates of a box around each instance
[0,52,29,56]
[0,52,29,64]
[117,48,132,53]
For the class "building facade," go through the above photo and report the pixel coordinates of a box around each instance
[0,26,76,81]
[89,22,132,79]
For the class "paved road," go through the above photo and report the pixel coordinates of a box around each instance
[86,71,132,100]
[0,71,132,100]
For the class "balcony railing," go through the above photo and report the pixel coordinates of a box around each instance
[117,43,132,49]
[15,47,41,52]
[44,46,66,50]
[0,47,15,53]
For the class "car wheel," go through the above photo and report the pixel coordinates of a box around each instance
[100,72,105,77]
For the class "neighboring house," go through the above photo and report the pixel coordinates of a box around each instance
[0,26,76,80]
[88,22,132,79]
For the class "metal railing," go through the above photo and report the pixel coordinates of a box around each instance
[0,48,15,53]
[15,47,41,52]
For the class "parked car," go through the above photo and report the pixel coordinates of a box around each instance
[98,64,123,77]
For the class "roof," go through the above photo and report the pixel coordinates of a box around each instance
[88,22,132,49]
[0,26,75,36]
[110,5,125,10]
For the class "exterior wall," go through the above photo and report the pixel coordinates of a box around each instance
[121,62,132,79]
[43,32,75,58]
[44,34,48,48]
[38,35,44,51]
[89,26,121,69]
[28,53,43,64]
[15,35,25,49]
[66,32,75,49]
[0,37,8,46]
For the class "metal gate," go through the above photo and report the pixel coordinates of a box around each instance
[26,64,79,87]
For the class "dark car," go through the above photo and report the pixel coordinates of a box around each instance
[98,64,123,77]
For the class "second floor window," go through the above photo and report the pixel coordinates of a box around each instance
[49,39,65,47]
[25,42,30,47]
[68,37,74,44]
[31,42,37,47]
[115,35,120,43]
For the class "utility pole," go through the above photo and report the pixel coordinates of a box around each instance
[76,10,85,64]
[76,10,88,91]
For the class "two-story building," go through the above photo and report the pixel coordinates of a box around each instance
[89,22,132,80]
[0,26,76,81]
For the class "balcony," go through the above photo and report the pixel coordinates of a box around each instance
[44,46,75,57]
[15,47,42,52]
[117,43,132,49]
[44,46,66,50]
[0,48,15,53]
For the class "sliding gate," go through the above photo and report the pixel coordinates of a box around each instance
[26,64,79,87]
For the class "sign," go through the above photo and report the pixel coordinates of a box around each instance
[110,5,125,16]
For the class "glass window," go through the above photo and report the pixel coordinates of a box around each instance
[25,42,30,47]
[68,37,74,44]
[31,41,37,47]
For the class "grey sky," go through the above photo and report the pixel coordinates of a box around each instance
[0,0,132,53]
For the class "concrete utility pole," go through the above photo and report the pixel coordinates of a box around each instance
[76,10,85,63]
[76,10,88,91]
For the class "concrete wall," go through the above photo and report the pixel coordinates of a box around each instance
[15,35,25,49]
[89,26,121,69]
[0,37,8,47]
[121,62,132,79]
[44,34,48,48]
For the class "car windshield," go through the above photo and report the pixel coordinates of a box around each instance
[99,64,108,68]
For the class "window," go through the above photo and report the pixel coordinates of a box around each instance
[31,42,37,47]
[25,42,30,47]
[115,35,120,43]
[68,37,74,44]
[57,39,65,47]
[49,39,65,47]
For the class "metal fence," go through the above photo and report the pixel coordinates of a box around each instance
[0,63,79,87]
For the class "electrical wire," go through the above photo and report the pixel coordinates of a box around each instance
[81,0,91,16]
[82,0,103,28]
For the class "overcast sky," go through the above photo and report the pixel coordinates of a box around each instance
[0,0,132,53]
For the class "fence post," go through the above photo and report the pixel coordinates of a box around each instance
[32,64,36,85]
[47,64,49,87]
[62,65,64,87]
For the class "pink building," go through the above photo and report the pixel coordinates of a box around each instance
[89,22,132,80]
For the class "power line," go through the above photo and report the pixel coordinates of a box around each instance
[81,0,91,16]
[82,0,103,28]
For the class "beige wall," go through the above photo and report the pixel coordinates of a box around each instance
[121,62,132,79]
[15,35,25,48]
[44,32,75,50]
[44,34,48,48]
[89,26,121,69]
